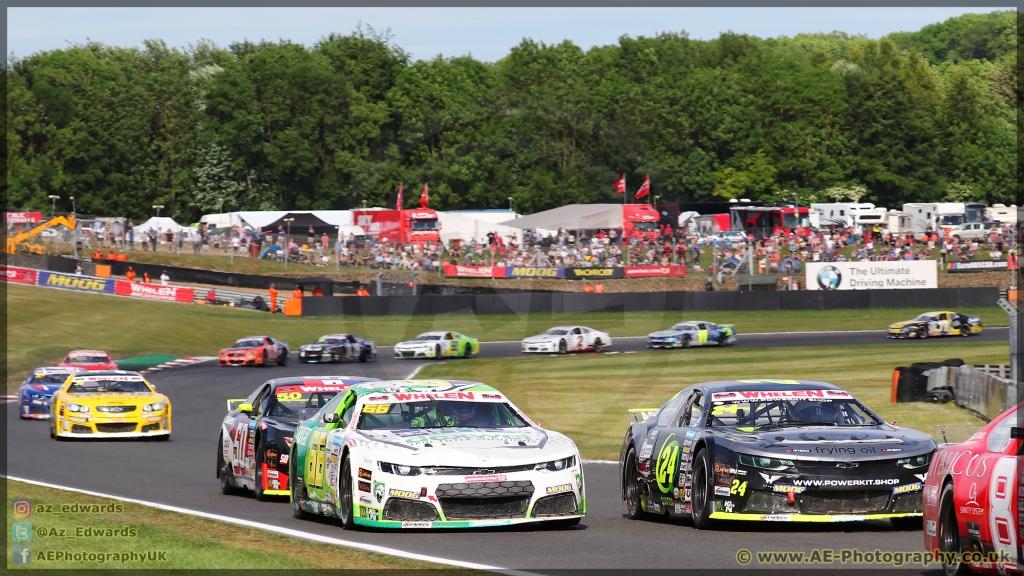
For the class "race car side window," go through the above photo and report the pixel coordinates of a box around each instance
[347,335,357,343]
[572,328,582,335]
[679,392,704,427]
[986,409,1018,454]
[253,385,271,416]
[656,391,689,428]
[445,332,454,340]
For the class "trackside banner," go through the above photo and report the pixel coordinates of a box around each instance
[805,261,938,290]
[114,280,195,303]
[37,270,116,293]
[443,265,507,278]
[623,265,687,278]
[564,267,623,279]
[947,260,1015,272]
[1,265,38,285]
[445,265,686,279]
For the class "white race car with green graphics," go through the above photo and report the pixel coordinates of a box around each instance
[289,380,585,529]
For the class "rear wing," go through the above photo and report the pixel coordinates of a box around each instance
[226,398,246,412]
[628,408,659,424]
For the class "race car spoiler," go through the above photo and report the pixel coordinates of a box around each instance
[628,408,659,424]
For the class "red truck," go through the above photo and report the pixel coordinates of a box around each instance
[729,205,811,238]
[352,209,440,245]
[622,204,662,241]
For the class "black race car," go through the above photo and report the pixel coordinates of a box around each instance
[217,376,379,500]
[297,334,376,364]
[619,380,936,529]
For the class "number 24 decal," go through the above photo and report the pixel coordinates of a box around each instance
[730,480,748,496]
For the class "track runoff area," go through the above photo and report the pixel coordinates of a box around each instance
[7,328,1009,573]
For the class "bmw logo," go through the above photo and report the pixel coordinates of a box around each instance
[816,266,842,290]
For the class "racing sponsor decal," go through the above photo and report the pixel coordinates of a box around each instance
[1,266,37,285]
[794,478,900,487]
[715,486,731,497]
[358,506,380,521]
[723,500,735,513]
[892,482,923,495]
[114,280,195,302]
[880,448,902,453]
[623,265,687,278]
[759,473,782,485]
[373,481,385,503]
[279,454,289,465]
[654,433,679,493]
[443,264,504,278]
[772,485,806,493]
[638,430,659,460]
[711,389,852,401]
[391,391,475,401]
[402,522,432,528]
[563,267,624,279]
[388,489,418,499]
[506,267,563,278]
[357,480,371,493]
[73,375,143,382]
[276,384,351,395]
[466,474,507,482]
[358,468,373,480]
[39,271,115,294]
[6,211,43,224]
[546,484,573,495]
[359,496,372,505]
[959,482,983,516]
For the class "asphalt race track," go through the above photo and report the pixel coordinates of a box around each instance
[7,328,1008,572]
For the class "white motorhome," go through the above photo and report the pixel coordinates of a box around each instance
[934,202,985,230]
[811,203,883,229]
[887,210,914,235]
[902,203,938,237]
[985,204,1018,224]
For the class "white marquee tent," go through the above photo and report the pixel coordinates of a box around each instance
[499,204,624,231]
[132,216,190,235]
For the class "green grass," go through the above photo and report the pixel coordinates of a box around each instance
[417,341,1006,460]
[5,480,476,571]
[4,282,1005,392]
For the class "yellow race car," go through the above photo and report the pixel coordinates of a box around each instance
[49,370,172,440]
[887,310,982,339]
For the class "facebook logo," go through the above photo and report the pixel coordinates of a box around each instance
[12,521,32,541]
[12,546,32,564]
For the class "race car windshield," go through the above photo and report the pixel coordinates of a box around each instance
[30,373,72,385]
[357,401,529,430]
[412,335,442,341]
[912,314,936,321]
[67,380,150,393]
[231,339,263,348]
[544,329,569,335]
[672,323,697,330]
[316,338,345,345]
[708,398,882,428]
[266,391,340,422]
[65,355,109,363]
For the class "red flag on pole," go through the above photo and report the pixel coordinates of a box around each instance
[635,175,650,199]
[614,174,626,194]
[396,184,403,210]
[419,183,429,209]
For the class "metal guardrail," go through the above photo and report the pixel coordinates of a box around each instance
[196,288,285,311]
[928,365,1018,421]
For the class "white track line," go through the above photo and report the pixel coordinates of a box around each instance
[405,361,436,380]
[3,475,539,576]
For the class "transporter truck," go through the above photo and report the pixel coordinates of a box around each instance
[352,208,440,245]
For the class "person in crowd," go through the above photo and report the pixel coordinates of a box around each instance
[206,289,218,305]
[91,248,104,259]
[292,284,303,299]
[160,270,170,285]
[594,282,605,294]
[75,262,83,276]
[268,283,279,314]
[115,251,127,262]
[143,271,151,283]
[125,266,136,282]
[356,285,371,297]
[583,282,594,293]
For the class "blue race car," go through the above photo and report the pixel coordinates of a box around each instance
[646,320,737,349]
[18,367,83,420]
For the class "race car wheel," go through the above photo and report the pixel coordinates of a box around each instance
[277,351,288,366]
[919,328,928,340]
[937,481,971,576]
[49,423,57,440]
[681,336,691,349]
[359,349,369,363]
[291,456,309,519]
[339,454,355,529]
[254,439,269,501]
[623,446,648,520]
[434,344,442,359]
[690,448,715,530]
[593,339,603,353]
[460,344,468,359]
[559,340,568,354]
[218,434,237,496]
[959,327,969,337]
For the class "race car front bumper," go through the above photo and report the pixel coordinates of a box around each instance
[522,341,559,353]
[647,338,681,349]
[314,463,585,529]
[298,351,334,363]
[394,348,435,359]
[219,353,264,366]
[21,394,53,419]
[54,413,171,438]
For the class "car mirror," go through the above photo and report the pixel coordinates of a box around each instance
[238,403,253,414]
[323,413,339,424]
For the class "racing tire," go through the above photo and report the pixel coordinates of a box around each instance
[435,344,442,359]
[291,454,309,519]
[460,344,468,359]
[254,439,269,501]
[937,482,972,576]
[49,423,57,439]
[919,328,928,340]
[690,448,716,530]
[338,454,355,530]
[559,340,568,354]
[959,327,970,337]
[277,351,288,366]
[623,446,649,520]
[218,434,237,496]
[359,349,369,363]
[593,339,603,353]
[681,336,691,349]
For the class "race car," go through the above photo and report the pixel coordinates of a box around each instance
[18,367,83,419]
[49,370,171,440]
[288,379,585,529]
[923,402,1022,575]
[618,379,936,529]
[219,336,290,367]
[59,350,118,371]
[521,326,612,354]
[393,332,479,359]
[887,311,982,339]
[298,334,376,364]
[646,321,736,349]
[217,376,380,500]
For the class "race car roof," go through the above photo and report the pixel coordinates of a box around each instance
[237,336,269,340]
[696,380,845,394]
[414,331,449,337]
[349,379,498,396]
[317,334,355,339]
[70,370,145,380]
[66,350,110,356]
[263,376,381,390]
[34,366,84,374]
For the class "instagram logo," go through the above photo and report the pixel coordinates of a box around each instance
[12,499,31,518]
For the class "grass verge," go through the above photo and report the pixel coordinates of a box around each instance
[416,341,1005,460]
[5,282,1006,392]
[4,479,475,571]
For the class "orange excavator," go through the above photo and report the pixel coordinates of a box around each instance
[6,215,77,255]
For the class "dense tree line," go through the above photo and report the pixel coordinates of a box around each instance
[5,12,1019,222]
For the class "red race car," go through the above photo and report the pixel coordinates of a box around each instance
[218,336,290,367]
[58,350,118,371]
[923,402,1022,575]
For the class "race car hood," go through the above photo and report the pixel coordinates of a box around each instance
[522,335,562,343]
[395,341,435,348]
[887,320,920,329]
[712,425,936,462]
[220,346,261,353]
[299,344,326,351]
[60,391,165,405]
[648,329,683,338]
[22,384,63,395]
[353,427,577,466]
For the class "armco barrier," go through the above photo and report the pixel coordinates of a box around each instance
[298,287,999,316]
